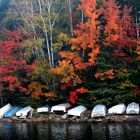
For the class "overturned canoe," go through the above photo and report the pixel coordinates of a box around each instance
[91,104,106,117]
[68,105,87,117]
[37,104,51,113]
[0,103,12,119]
[126,102,139,115]
[4,106,22,118]
[16,106,33,118]
[51,103,71,113]
[108,103,126,114]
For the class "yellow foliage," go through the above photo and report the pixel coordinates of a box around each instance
[44,91,56,97]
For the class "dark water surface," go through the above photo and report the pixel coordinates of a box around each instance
[0,122,140,140]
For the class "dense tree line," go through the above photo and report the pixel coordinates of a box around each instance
[0,0,140,108]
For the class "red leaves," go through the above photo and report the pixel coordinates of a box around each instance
[61,81,73,90]
[113,50,126,57]
[0,31,27,75]
[3,28,21,41]
[67,91,78,104]
[113,50,133,62]
[2,76,18,83]
[123,56,133,63]
[133,87,140,94]
[67,87,88,104]
[0,29,28,93]
[19,86,27,92]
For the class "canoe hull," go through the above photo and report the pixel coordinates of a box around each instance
[4,107,22,118]
[37,105,51,113]
[0,103,12,119]
[68,105,87,117]
[51,103,71,113]
[126,102,139,115]
[16,106,33,118]
[91,104,106,118]
[108,104,126,114]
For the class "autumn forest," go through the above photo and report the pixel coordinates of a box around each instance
[0,0,140,108]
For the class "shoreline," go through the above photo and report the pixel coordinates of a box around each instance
[0,110,140,123]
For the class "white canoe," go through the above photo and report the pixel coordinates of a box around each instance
[108,103,126,114]
[51,103,71,113]
[37,104,51,113]
[0,103,12,119]
[91,104,106,117]
[16,106,33,118]
[126,102,140,115]
[68,105,87,117]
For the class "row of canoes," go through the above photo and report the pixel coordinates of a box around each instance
[0,102,139,119]
[0,104,34,119]
[91,103,139,117]
[39,102,140,117]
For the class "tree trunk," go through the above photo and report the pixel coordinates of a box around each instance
[0,91,3,106]
[67,0,74,36]
[37,0,52,67]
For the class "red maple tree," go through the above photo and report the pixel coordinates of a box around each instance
[0,29,28,97]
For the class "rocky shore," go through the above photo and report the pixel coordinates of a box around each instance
[0,110,140,123]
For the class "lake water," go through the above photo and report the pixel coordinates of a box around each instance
[0,122,140,140]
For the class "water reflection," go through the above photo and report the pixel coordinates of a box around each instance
[0,122,140,140]
[108,124,125,140]
[91,124,107,140]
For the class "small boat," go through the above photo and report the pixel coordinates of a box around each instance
[126,102,140,115]
[108,103,126,114]
[4,106,22,118]
[51,103,71,113]
[16,106,34,118]
[37,104,51,113]
[0,103,12,119]
[91,104,106,117]
[68,105,87,117]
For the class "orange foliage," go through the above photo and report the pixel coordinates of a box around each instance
[27,82,48,100]
[60,51,78,59]
[101,0,120,45]
[101,0,136,48]
[51,0,100,104]
[44,92,56,98]
[69,0,100,68]
[79,0,97,17]
[51,60,82,86]
[95,69,115,80]
[76,87,88,94]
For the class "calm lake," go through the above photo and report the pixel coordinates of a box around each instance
[0,122,140,140]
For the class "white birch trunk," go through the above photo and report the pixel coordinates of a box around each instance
[66,0,74,36]
[136,16,140,40]
[37,0,52,67]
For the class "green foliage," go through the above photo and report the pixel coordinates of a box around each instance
[53,32,70,50]
[22,38,44,59]
[31,60,53,83]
